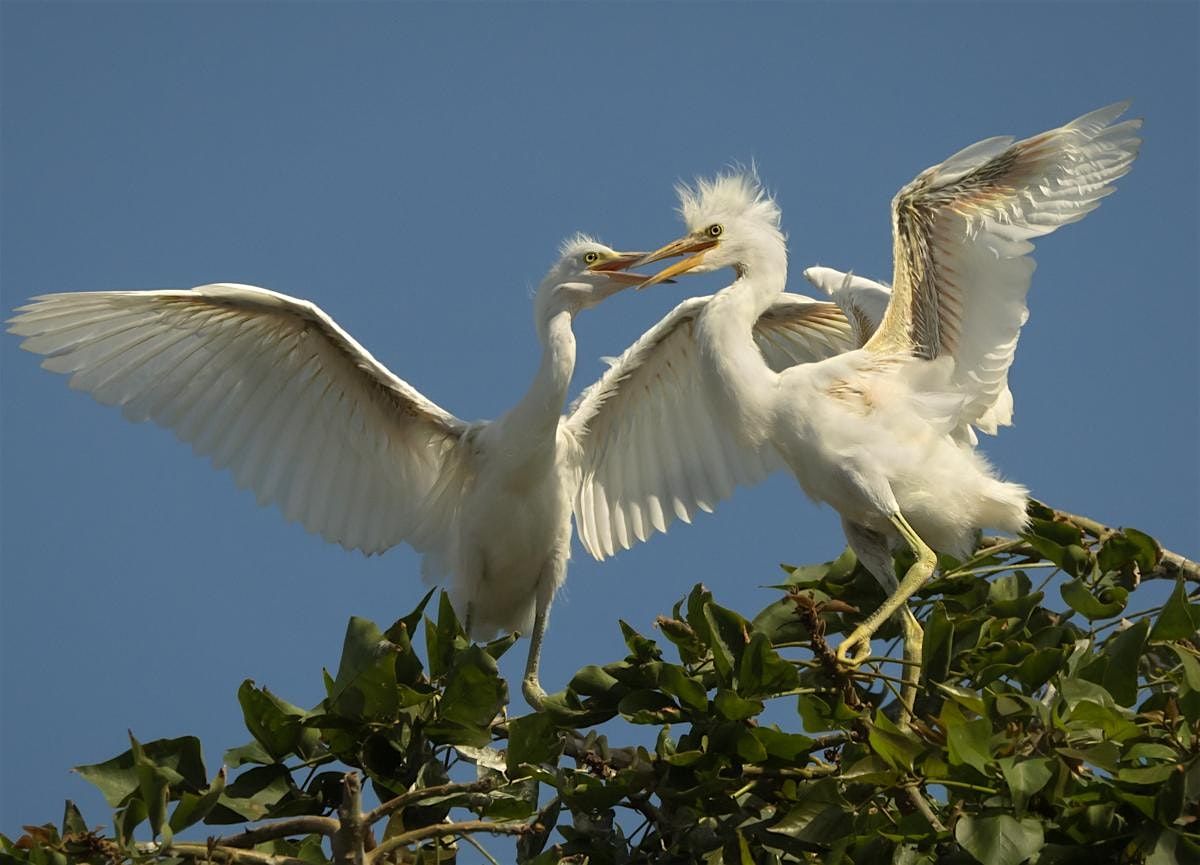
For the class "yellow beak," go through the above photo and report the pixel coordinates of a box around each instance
[588,250,657,285]
[635,235,719,289]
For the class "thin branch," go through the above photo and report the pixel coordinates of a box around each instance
[458,832,502,865]
[210,817,340,847]
[158,843,311,865]
[365,821,530,864]
[903,785,946,833]
[741,763,839,780]
[365,779,499,826]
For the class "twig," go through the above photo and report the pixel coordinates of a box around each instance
[210,817,340,848]
[458,832,502,865]
[159,843,311,865]
[741,764,839,780]
[903,785,946,833]
[365,821,530,864]
[364,779,499,826]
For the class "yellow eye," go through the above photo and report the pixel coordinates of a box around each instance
[583,251,600,265]
[708,224,724,238]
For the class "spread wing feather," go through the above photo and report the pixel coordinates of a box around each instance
[8,283,469,557]
[568,294,855,560]
[868,102,1142,432]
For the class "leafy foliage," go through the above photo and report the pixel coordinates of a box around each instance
[4,510,1199,864]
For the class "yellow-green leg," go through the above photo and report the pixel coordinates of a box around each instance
[897,606,924,729]
[836,512,936,675]
[521,594,550,711]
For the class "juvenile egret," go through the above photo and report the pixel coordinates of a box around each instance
[9,236,858,706]
[625,103,1141,705]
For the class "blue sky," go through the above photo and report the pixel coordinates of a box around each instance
[2,0,1197,846]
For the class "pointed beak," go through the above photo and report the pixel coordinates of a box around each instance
[635,235,719,289]
[588,250,673,285]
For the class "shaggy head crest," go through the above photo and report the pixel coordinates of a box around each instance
[676,169,782,234]
[557,232,606,259]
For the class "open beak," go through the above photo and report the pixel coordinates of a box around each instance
[635,235,719,289]
[588,250,673,285]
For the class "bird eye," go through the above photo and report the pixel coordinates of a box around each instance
[708,224,724,238]
[583,251,600,264]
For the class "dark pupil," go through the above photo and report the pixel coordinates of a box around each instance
[586,253,597,262]
[710,226,721,236]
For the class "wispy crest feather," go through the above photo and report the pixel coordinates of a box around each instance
[677,169,781,233]
[558,232,603,258]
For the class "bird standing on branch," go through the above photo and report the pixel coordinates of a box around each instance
[630,103,1142,714]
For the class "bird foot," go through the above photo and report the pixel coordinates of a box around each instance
[522,675,548,712]
[835,633,872,669]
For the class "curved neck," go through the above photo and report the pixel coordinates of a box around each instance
[696,251,787,436]
[504,306,576,441]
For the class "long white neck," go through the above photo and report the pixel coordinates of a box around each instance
[499,305,576,457]
[695,247,788,439]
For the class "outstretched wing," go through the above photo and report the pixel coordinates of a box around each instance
[868,102,1142,432]
[567,294,853,560]
[9,283,469,556]
[802,267,892,348]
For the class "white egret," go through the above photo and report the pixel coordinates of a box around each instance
[9,236,858,707]
[611,104,1142,709]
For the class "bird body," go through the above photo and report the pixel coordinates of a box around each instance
[635,104,1141,709]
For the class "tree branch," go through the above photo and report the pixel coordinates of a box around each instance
[364,779,499,826]
[364,821,531,864]
[158,843,311,865]
[1045,506,1199,583]
[209,817,340,848]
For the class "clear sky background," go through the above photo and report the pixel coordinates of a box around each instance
[2,0,1197,847]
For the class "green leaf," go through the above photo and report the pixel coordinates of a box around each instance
[440,645,506,730]
[955,814,1044,865]
[75,736,206,808]
[1014,648,1065,691]
[60,801,87,838]
[659,664,708,711]
[384,587,436,644]
[703,603,751,686]
[209,765,292,823]
[426,592,466,679]
[237,681,320,761]
[868,711,923,772]
[617,690,680,724]
[941,702,992,776]
[751,728,815,763]
[168,767,226,833]
[714,689,763,721]
[1060,580,1127,621]
[618,620,661,663]
[327,617,403,719]
[506,713,562,772]
[1101,619,1150,706]
[736,632,799,698]
[998,757,1053,815]
[735,728,768,763]
[568,665,623,697]
[1150,580,1198,641]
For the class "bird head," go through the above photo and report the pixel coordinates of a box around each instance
[636,170,785,288]
[537,234,651,313]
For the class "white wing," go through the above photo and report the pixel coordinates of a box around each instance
[867,102,1142,433]
[567,294,854,560]
[8,283,470,557]
[802,267,892,348]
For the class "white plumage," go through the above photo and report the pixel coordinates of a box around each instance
[632,103,1142,717]
[9,236,860,706]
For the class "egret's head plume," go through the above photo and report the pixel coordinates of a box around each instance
[534,235,647,327]
[637,168,786,287]
[677,169,781,237]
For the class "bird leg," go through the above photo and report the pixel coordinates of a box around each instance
[836,512,936,678]
[897,605,924,730]
[521,592,550,711]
